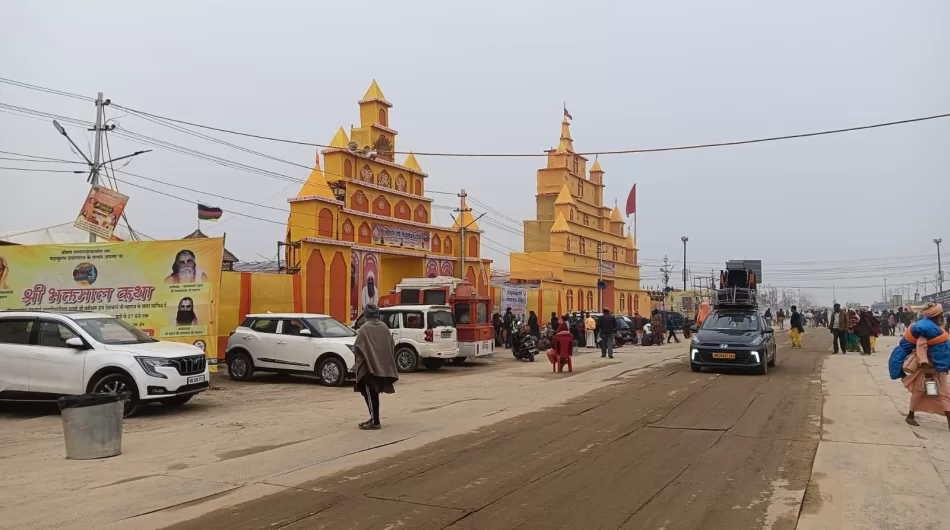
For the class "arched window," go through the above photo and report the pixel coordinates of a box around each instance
[634,294,640,313]
[414,205,428,223]
[444,237,453,255]
[431,234,441,253]
[583,214,589,226]
[565,238,571,252]
[395,174,407,192]
[341,219,354,242]
[413,179,422,195]
[378,108,387,127]
[587,291,594,311]
[578,289,584,311]
[394,200,410,220]
[360,165,374,184]
[372,195,391,217]
[627,293,633,316]
[357,222,371,244]
[577,180,584,197]
[566,289,574,312]
[467,235,478,257]
[344,159,353,179]
[377,170,392,188]
[350,190,368,213]
[620,293,625,312]
[569,209,574,221]
[612,246,618,261]
[317,208,334,237]
[579,238,586,255]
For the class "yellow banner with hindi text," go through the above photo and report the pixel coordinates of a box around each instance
[0,239,224,366]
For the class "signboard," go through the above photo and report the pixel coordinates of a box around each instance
[371,223,430,251]
[598,261,616,276]
[922,289,950,308]
[74,185,129,241]
[500,286,528,323]
[0,239,224,364]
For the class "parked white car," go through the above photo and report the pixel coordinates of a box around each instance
[0,311,210,416]
[225,313,355,386]
[353,305,458,372]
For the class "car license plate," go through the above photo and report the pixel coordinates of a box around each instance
[187,375,206,385]
[441,330,452,338]
[712,352,736,360]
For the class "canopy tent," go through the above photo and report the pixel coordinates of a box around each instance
[0,220,152,246]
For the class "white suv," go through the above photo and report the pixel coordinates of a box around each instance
[225,313,355,386]
[0,311,210,417]
[353,305,458,372]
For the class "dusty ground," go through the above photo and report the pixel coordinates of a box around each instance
[165,332,825,530]
[0,342,687,529]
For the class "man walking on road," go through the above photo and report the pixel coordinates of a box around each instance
[666,313,681,344]
[352,304,399,430]
[584,312,596,348]
[789,305,804,348]
[829,303,848,354]
[856,309,874,356]
[503,307,514,348]
[598,308,616,358]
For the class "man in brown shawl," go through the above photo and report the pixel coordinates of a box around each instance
[353,304,399,430]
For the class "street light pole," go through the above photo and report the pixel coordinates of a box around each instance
[935,238,944,293]
[681,237,688,293]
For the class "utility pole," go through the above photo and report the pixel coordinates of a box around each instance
[681,236,688,293]
[51,92,149,243]
[453,189,485,282]
[935,238,944,292]
[597,242,605,310]
[660,256,672,311]
[883,278,887,303]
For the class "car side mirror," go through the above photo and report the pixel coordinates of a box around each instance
[298,328,312,336]
[65,337,85,349]
[763,328,774,334]
[689,325,698,333]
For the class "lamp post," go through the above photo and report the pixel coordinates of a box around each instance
[680,237,688,292]
[935,238,944,293]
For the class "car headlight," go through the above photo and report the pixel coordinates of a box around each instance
[750,336,763,346]
[135,356,173,379]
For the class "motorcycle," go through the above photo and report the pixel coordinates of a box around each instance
[510,323,539,362]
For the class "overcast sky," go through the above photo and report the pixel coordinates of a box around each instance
[1,0,947,305]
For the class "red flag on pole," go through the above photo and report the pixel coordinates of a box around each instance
[624,184,636,216]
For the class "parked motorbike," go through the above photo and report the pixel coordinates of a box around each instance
[510,323,539,361]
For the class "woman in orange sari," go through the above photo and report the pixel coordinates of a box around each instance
[889,302,950,429]
[696,301,711,328]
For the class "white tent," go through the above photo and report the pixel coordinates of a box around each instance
[0,221,152,245]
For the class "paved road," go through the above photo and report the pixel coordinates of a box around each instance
[168,334,825,530]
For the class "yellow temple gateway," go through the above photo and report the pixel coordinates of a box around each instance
[286,81,491,322]
[508,116,646,316]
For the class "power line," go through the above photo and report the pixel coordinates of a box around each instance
[6,77,946,158]
[0,166,84,173]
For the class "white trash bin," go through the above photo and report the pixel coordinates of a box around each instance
[58,393,128,460]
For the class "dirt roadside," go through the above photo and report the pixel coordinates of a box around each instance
[167,333,825,530]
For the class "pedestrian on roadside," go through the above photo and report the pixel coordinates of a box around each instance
[888,311,897,336]
[847,309,861,352]
[666,313,681,344]
[492,308,502,347]
[651,312,665,345]
[763,307,773,328]
[870,312,881,353]
[889,302,950,430]
[789,305,804,348]
[584,312,596,348]
[550,312,559,331]
[352,304,399,430]
[528,311,539,338]
[633,311,645,345]
[856,309,874,356]
[776,308,786,330]
[598,308,616,358]
[503,307,514,348]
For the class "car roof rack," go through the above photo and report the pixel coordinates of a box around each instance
[714,287,758,309]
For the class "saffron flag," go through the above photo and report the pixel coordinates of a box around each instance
[563,106,573,120]
[625,184,636,216]
[198,203,223,221]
